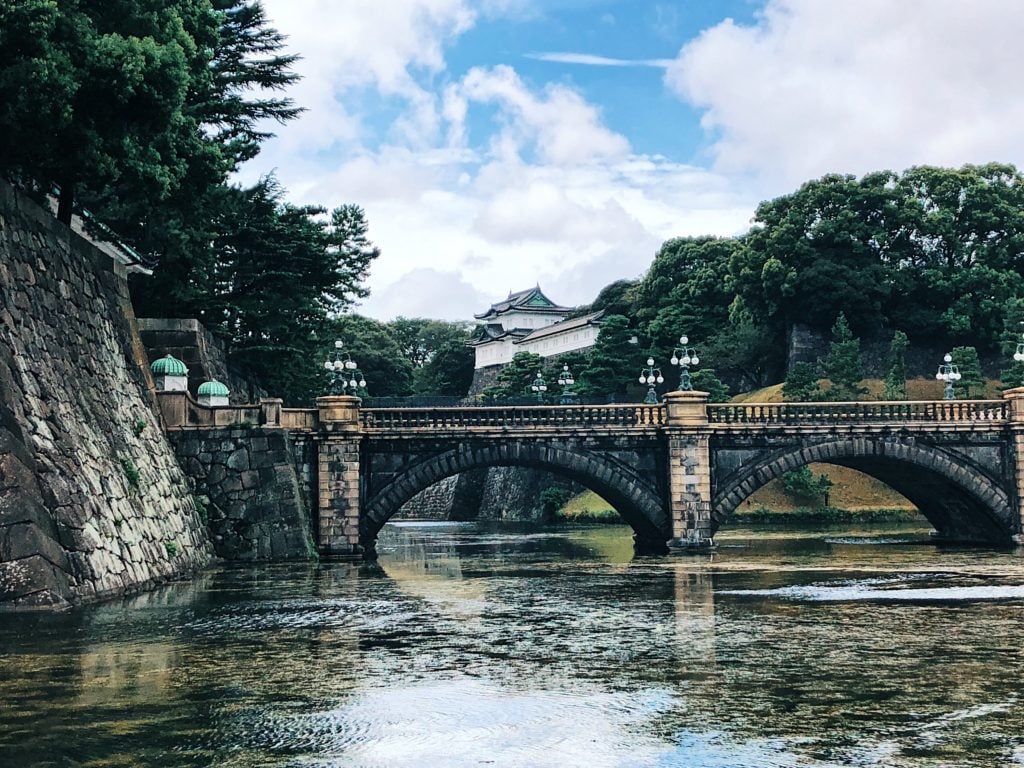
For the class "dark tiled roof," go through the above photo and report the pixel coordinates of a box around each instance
[515,311,604,344]
[473,286,572,320]
[466,324,533,346]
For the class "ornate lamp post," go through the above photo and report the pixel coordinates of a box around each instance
[531,372,548,403]
[1013,332,1024,365]
[935,352,960,401]
[638,357,664,404]
[324,340,366,396]
[670,334,699,391]
[557,363,578,405]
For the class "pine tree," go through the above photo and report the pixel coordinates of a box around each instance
[782,362,822,402]
[951,346,985,399]
[483,352,544,400]
[576,315,638,399]
[999,298,1024,390]
[822,313,865,401]
[690,369,730,403]
[882,330,909,400]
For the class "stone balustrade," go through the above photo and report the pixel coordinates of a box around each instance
[359,403,667,432]
[707,399,1008,426]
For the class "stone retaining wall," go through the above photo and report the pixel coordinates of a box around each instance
[166,428,316,560]
[0,181,211,610]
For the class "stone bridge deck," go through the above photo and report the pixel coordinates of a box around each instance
[158,389,1024,558]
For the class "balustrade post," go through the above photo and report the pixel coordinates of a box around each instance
[664,391,715,552]
[315,395,366,558]
[260,397,283,427]
[1002,387,1024,544]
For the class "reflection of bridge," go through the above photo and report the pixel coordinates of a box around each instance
[159,390,1024,557]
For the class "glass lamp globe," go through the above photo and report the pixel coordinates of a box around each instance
[944,353,952,363]
[691,356,699,365]
[954,372,962,381]
[680,335,688,345]
[670,356,679,365]
[646,375,655,384]
[334,340,343,349]
[1015,352,1024,362]
[358,379,367,388]
[324,361,334,371]
[346,360,357,370]
[638,375,646,384]
[682,355,691,365]
[935,372,943,380]
[348,378,357,388]
[656,375,664,384]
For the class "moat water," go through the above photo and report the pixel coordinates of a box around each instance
[2,522,1023,767]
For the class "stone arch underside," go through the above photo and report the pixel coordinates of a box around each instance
[713,439,1016,542]
[363,442,670,545]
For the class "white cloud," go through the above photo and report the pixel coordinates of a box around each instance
[248,1,758,321]
[666,0,1024,187]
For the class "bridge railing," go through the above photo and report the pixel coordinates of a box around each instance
[360,403,667,431]
[706,400,1008,425]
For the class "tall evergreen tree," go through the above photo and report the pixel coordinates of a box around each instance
[999,299,1024,390]
[576,315,638,399]
[782,362,821,402]
[951,346,985,399]
[690,369,730,403]
[883,330,909,400]
[822,313,865,401]
[483,352,544,400]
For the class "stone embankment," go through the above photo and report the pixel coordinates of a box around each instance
[167,427,315,560]
[0,181,211,610]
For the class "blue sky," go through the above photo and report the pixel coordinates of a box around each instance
[245,0,1024,320]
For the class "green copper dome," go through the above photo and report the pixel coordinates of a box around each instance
[151,355,188,376]
[197,379,229,397]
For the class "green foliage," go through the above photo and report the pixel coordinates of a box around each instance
[164,541,179,558]
[576,315,637,398]
[782,362,821,402]
[120,457,141,490]
[883,330,909,400]
[635,237,737,357]
[951,346,985,399]
[591,279,638,318]
[388,318,475,396]
[690,369,730,403]
[483,351,543,400]
[329,315,413,398]
[539,487,572,518]
[999,299,1024,390]
[821,313,865,401]
[781,466,833,505]
[193,495,209,526]
[132,418,147,437]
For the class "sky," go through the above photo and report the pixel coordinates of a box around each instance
[240,0,1024,321]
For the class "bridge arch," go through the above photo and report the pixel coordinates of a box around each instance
[713,438,1015,542]
[362,441,670,550]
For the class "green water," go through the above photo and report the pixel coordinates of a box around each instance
[1,522,1023,767]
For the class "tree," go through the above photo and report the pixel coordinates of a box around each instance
[782,362,822,402]
[482,352,544,400]
[822,313,865,401]
[999,299,1024,390]
[781,466,833,506]
[951,346,985,399]
[883,330,909,400]
[576,315,638,399]
[414,340,475,396]
[327,315,413,399]
[0,0,215,222]
[690,369,730,403]
[635,237,738,359]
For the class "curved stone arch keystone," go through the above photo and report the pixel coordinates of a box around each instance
[362,441,670,547]
[713,438,1015,542]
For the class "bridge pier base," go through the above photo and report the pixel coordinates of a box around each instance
[664,391,715,553]
[315,396,365,559]
[1005,388,1024,545]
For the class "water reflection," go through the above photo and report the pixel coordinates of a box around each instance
[0,521,1022,767]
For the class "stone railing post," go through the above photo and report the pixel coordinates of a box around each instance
[260,397,283,427]
[663,391,714,552]
[155,390,188,428]
[315,395,365,558]
[1003,387,1024,544]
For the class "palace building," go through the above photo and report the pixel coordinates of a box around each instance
[467,286,603,370]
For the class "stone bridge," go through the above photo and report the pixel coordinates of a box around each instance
[158,389,1024,558]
